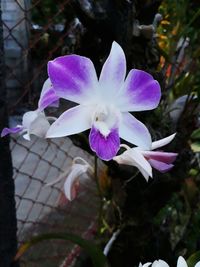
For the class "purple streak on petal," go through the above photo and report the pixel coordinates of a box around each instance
[48,55,98,104]
[143,151,178,164]
[148,159,174,173]
[89,127,120,161]
[38,87,60,111]
[118,69,161,112]
[119,112,151,149]
[1,126,22,137]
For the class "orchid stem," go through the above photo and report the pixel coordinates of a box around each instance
[94,155,104,234]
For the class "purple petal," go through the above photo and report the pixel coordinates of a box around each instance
[46,105,93,138]
[38,87,59,111]
[99,42,126,100]
[119,112,152,149]
[1,126,23,137]
[148,159,174,173]
[118,69,161,112]
[89,127,120,161]
[143,151,178,164]
[48,55,98,104]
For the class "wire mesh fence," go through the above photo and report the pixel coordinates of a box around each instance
[2,0,100,266]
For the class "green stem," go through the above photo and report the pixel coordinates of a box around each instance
[94,155,104,234]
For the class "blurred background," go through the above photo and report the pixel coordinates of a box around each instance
[0,0,200,267]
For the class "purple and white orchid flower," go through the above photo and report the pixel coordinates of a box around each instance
[1,79,57,140]
[45,41,161,160]
[1,110,51,140]
[113,133,177,181]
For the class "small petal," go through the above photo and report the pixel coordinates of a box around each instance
[38,78,59,111]
[152,133,176,150]
[89,127,120,161]
[195,262,200,267]
[22,110,39,129]
[99,41,126,102]
[118,69,161,112]
[64,164,88,201]
[119,112,152,149]
[143,151,178,164]
[114,148,152,181]
[129,148,152,180]
[1,126,23,137]
[177,257,188,267]
[46,105,93,138]
[143,263,152,267]
[148,159,174,173]
[29,112,50,138]
[152,260,169,267]
[48,55,98,104]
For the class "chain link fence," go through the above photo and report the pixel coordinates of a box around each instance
[2,1,100,266]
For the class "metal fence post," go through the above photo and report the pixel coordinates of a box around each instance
[0,3,19,267]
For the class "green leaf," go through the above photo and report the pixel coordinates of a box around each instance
[191,129,200,140]
[187,251,200,267]
[14,233,108,267]
[190,142,200,152]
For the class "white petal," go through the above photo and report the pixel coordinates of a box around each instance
[29,113,50,138]
[46,105,94,138]
[23,133,30,141]
[22,110,39,129]
[22,110,50,139]
[114,148,152,181]
[143,263,153,267]
[152,260,169,267]
[40,78,52,97]
[194,262,200,267]
[152,133,176,150]
[64,164,88,201]
[119,112,152,149]
[177,257,188,267]
[99,41,126,103]
[129,148,152,180]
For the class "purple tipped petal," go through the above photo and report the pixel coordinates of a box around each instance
[1,126,23,137]
[99,42,126,100]
[148,159,174,173]
[89,127,120,161]
[118,69,161,112]
[143,151,178,164]
[119,112,152,149]
[46,105,93,138]
[48,55,98,104]
[38,87,59,111]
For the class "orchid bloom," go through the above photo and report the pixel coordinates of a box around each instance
[45,157,93,201]
[139,256,200,267]
[114,133,177,181]
[1,110,50,141]
[1,79,58,140]
[44,41,161,161]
